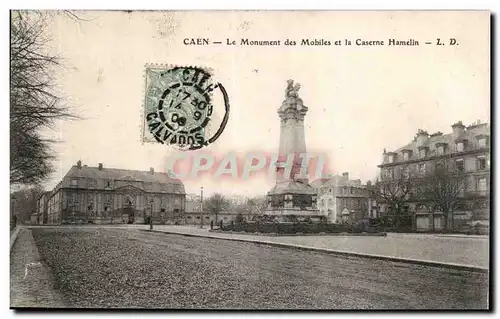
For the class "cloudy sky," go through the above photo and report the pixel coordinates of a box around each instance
[41,10,490,196]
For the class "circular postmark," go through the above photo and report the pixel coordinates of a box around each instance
[144,66,230,150]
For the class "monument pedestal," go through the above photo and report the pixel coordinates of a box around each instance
[265,180,322,221]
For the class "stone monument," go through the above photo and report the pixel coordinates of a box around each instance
[265,80,320,221]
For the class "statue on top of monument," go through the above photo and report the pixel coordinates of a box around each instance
[279,79,307,113]
[285,79,301,99]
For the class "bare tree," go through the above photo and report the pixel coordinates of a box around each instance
[415,160,468,230]
[204,193,231,223]
[245,196,267,215]
[10,11,81,186]
[372,164,415,229]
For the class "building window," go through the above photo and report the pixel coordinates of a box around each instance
[388,155,395,163]
[419,148,427,158]
[350,187,353,194]
[437,146,445,155]
[71,179,78,187]
[403,152,410,161]
[476,156,486,170]
[385,168,394,179]
[205,216,209,220]
[478,138,487,148]
[418,163,426,175]
[160,208,165,213]
[402,167,410,179]
[196,216,200,220]
[456,142,464,152]
[187,216,192,219]
[477,178,487,192]
[455,159,464,172]
[329,188,332,193]
[105,180,112,188]
[224,217,228,221]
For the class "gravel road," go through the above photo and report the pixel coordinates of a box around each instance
[30,227,488,309]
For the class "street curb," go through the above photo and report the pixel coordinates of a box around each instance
[140,229,489,274]
[209,229,388,237]
[10,226,21,251]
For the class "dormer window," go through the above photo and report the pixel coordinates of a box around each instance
[387,152,397,163]
[418,147,428,158]
[476,134,489,148]
[70,179,78,187]
[401,149,412,161]
[456,142,464,152]
[105,180,112,188]
[435,142,447,156]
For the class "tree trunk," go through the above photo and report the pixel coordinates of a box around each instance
[394,208,401,230]
[443,210,449,231]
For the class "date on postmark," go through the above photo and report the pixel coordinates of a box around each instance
[142,65,230,150]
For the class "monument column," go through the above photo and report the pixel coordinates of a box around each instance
[266,80,319,221]
[276,80,309,184]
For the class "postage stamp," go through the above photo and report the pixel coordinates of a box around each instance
[142,64,230,150]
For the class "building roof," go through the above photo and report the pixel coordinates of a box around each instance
[311,175,364,188]
[309,178,330,188]
[382,122,490,165]
[63,165,185,194]
[65,165,182,184]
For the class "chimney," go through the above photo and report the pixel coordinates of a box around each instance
[98,163,103,171]
[149,167,154,174]
[77,160,82,169]
[416,129,429,147]
[452,121,465,139]
[342,172,349,180]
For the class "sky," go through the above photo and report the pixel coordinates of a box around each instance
[39,10,490,197]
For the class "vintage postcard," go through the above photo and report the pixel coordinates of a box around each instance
[10,10,490,310]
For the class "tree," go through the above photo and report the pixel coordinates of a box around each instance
[416,160,468,230]
[11,187,44,223]
[204,193,231,223]
[245,196,267,216]
[372,164,415,229]
[10,11,80,186]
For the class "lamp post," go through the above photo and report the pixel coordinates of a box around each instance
[200,186,204,229]
[150,199,154,230]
